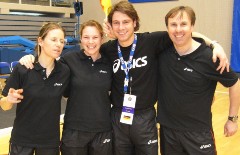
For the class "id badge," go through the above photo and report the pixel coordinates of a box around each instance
[120,94,137,125]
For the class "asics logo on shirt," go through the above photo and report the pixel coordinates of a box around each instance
[99,70,107,74]
[113,56,148,73]
[103,139,111,143]
[184,67,193,72]
[147,139,158,145]
[54,83,62,86]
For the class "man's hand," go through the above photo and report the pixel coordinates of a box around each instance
[212,43,230,74]
[19,54,35,69]
[224,120,238,137]
[103,18,116,39]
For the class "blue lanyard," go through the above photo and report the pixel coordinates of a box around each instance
[117,34,137,94]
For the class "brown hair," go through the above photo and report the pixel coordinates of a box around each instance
[165,6,196,27]
[35,22,66,57]
[108,1,140,31]
[80,20,104,38]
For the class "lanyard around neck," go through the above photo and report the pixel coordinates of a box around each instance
[117,34,137,94]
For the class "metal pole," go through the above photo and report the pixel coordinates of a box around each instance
[77,15,80,39]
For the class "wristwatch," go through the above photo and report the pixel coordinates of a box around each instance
[210,40,218,49]
[228,116,238,122]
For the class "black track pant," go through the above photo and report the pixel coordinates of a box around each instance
[160,125,217,155]
[111,107,158,155]
[9,143,59,155]
[61,129,112,155]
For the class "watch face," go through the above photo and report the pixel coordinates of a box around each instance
[233,117,238,122]
[229,116,238,122]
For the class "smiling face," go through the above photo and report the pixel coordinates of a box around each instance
[111,11,136,47]
[167,11,194,49]
[107,1,140,47]
[80,26,103,57]
[165,6,196,51]
[38,28,65,59]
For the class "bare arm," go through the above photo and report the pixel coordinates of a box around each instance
[0,88,23,111]
[192,32,229,73]
[224,79,240,137]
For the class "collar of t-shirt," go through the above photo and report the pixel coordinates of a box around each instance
[33,60,60,75]
[79,49,109,64]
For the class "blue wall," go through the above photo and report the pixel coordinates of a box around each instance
[0,47,29,74]
[231,0,240,72]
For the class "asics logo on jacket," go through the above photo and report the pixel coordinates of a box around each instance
[99,70,108,73]
[54,83,63,86]
[184,67,193,72]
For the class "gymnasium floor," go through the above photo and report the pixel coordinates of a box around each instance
[0,83,240,155]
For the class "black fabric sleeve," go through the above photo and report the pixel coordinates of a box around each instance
[205,59,238,87]
[191,48,238,87]
[148,31,173,54]
[63,82,70,97]
[60,56,70,97]
[2,64,26,96]
[100,40,115,55]
[100,42,107,55]
[59,56,67,64]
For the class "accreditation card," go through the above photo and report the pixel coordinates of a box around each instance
[120,94,136,125]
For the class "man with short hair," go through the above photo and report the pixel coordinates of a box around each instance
[102,1,230,155]
[157,6,240,155]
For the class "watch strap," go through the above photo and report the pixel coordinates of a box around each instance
[228,116,238,122]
